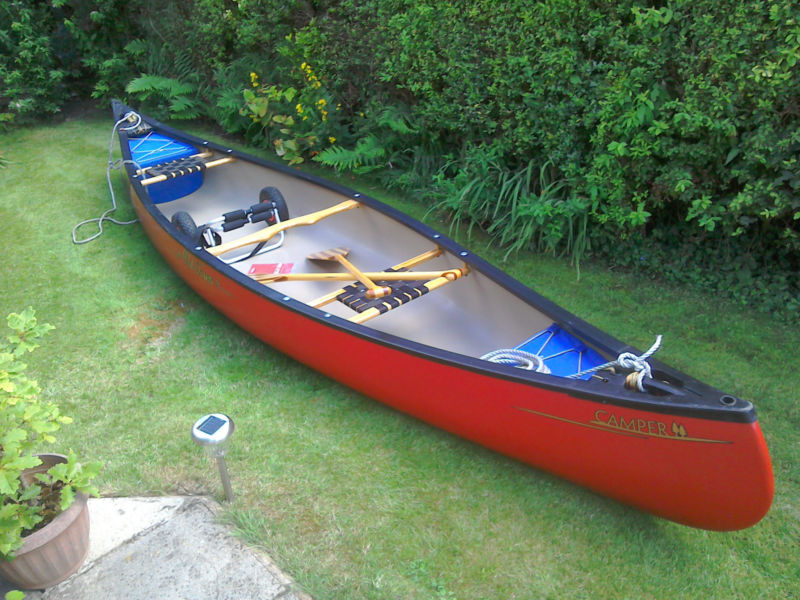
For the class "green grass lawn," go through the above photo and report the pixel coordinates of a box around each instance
[1,109,798,599]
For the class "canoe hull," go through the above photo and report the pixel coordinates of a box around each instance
[130,188,773,531]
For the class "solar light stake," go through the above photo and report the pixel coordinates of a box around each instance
[191,413,235,502]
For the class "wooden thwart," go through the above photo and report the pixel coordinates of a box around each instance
[140,155,235,186]
[208,200,361,257]
[253,270,458,284]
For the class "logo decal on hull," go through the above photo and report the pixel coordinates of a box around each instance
[179,249,228,293]
[515,407,731,444]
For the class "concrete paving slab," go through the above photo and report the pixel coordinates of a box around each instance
[0,496,309,600]
[83,496,186,564]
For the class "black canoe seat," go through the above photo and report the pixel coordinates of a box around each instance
[336,269,431,315]
[145,155,208,179]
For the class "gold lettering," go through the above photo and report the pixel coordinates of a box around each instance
[590,410,688,440]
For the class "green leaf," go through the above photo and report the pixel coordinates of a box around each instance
[0,471,16,495]
[60,485,76,511]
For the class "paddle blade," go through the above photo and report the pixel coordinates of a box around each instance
[307,247,350,261]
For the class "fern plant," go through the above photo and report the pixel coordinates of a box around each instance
[314,105,418,175]
[125,74,202,120]
[314,135,387,173]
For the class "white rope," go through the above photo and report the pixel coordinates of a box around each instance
[480,349,551,374]
[567,335,663,390]
[482,334,663,393]
[71,112,141,244]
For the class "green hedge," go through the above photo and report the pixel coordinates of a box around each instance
[282,0,800,316]
[2,0,797,317]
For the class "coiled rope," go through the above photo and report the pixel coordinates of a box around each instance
[71,112,141,244]
[480,349,551,374]
[483,335,664,393]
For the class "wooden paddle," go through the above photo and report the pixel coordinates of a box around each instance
[307,248,391,300]
[140,156,235,186]
[207,200,361,257]
[308,247,443,308]
[349,266,468,325]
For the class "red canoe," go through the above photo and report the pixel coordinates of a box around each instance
[112,101,773,530]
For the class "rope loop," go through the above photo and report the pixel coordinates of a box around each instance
[71,112,141,244]
[480,349,551,374]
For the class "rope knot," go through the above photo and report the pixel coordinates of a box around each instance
[617,335,662,392]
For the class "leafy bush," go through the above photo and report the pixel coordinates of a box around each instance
[0,0,139,121]
[238,62,350,165]
[3,0,797,318]
[0,309,101,560]
[0,2,66,121]
[286,0,798,317]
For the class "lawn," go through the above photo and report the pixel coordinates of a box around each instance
[1,108,798,599]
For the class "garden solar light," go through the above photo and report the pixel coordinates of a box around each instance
[191,413,235,502]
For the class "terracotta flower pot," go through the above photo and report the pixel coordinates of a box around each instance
[0,454,91,590]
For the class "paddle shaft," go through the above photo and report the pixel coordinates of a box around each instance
[308,248,391,300]
[208,200,361,257]
[333,254,391,299]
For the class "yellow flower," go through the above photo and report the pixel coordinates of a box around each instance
[316,98,327,108]
[328,136,336,144]
[296,103,303,114]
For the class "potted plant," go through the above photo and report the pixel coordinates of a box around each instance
[0,308,101,590]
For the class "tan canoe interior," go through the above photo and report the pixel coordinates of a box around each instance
[155,156,558,360]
